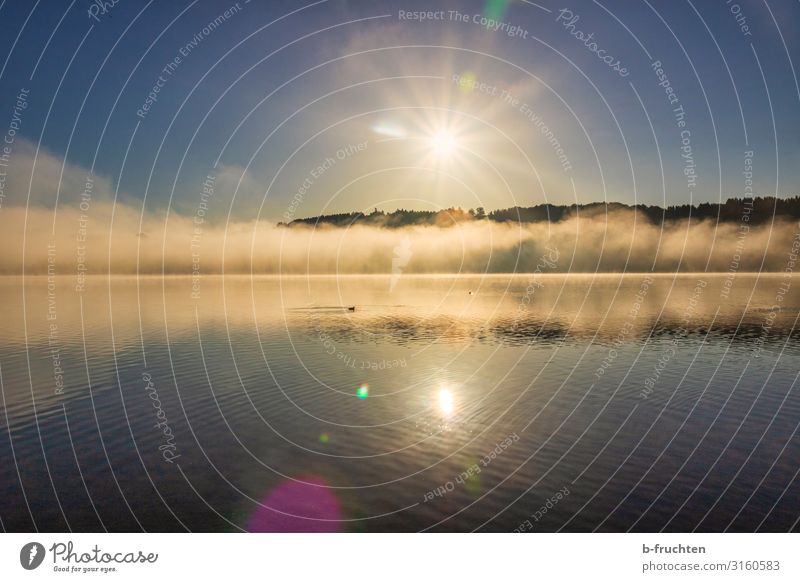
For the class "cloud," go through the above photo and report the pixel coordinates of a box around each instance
[1,138,115,208]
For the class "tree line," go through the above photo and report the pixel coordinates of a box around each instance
[280,196,800,228]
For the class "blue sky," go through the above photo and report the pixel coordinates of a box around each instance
[1,0,798,222]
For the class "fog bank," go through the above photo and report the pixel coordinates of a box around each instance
[1,204,797,275]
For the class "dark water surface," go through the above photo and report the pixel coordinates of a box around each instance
[1,274,799,532]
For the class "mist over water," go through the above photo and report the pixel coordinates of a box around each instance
[2,203,798,274]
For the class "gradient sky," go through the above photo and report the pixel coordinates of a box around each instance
[0,0,798,223]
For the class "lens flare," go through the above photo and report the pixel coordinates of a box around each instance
[247,476,342,532]
[484,0,513,20]
[457,71,477,93]
[371,121,407,138]
[357,384,369,399]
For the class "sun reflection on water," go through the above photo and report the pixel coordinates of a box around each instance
[438,386,455,416]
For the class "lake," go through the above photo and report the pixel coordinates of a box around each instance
[1,273,798,532]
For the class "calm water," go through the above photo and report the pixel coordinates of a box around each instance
[1,274,799,532]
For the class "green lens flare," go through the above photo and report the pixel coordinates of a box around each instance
[484,0,512,21]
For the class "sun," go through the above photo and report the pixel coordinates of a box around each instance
[430,130,457,157]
